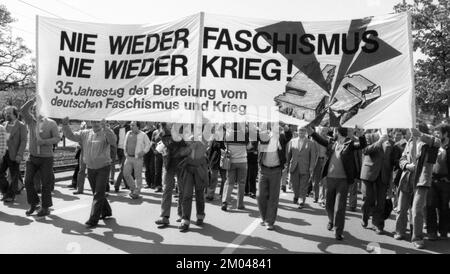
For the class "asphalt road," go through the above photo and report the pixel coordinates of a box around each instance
[0,170,449,254]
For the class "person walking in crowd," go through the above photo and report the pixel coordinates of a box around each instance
[206,138,225,201]
[287,126,317,209]
[151,123,164,193]
[426,124,450,240]
[360,130,393,235]
[62,117,117,228]
[311,126,329,206]
[123,121,151,199]
[0,106,27,203]
[392,129,408,210]
[245,140,258,199]
[21,98,60,217]
[113,121,130,192]
[72,121,88,195]
[155,123,188,227]
[221,122,248,211]
[307,126,367,240]
[347,129,362,212]
[143,122,157,189]
[178,125,209,232]
[394,125,440,249]
[257,123,287,230]
[281,124,294,193]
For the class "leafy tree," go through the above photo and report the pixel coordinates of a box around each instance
[0,4,35,111]
[394,0,450,118]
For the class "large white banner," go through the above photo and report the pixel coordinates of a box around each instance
[37,12,414,128]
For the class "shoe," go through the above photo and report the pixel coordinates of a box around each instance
[36,207,50,217]
[155,187,163,193]
[26,204,41,216]
[85,221,98,228]
[73,191,84,195]
[260,221,266,226]
[427,233,438,241]
[313,199,318,203]
[114,188,119,193]
[361,220,368,228]
[238,205,245,210]
[281,185,286,193]
[335,234,344,241]
[221,202,228,211]
[375,227,385,235]
[394,233,406,240]
[327,222,333,231]
[319,202,326,208]
[413,240,425,249]
[349,207,357,212]
[205,196,214,201]
[129,193,141,199]
[179,223,189,232]
[267,224,275,231]
[196,219,204,226]
[244,192,249,196]
[249,193,256,199]
[298,203,305,209]
[155,218,169,227]
[293,197,298,204]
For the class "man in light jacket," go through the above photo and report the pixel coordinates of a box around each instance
[123,121,151,199]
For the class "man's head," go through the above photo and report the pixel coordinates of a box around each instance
[130,121,141,134]
[91,120,101,131]
[3,106,18,122]
[298,127,307,138]
[434,124,450,141]
[394,129,405,142]
[334,127,348,139]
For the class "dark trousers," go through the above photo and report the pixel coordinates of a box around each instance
[114,149,128,189]
[361,176,388,229]
[0,151,21,199]
[144,150,155,187]
[257,166,282,225]
[426,179,450,236]
[326,177,349,236]
[72,149,81,184]
[245,162,258,194]
[87,165,112,223]
[25,156,54,208]
[154,153,163,188]
[218,168,227,196]
[180,167,206,223]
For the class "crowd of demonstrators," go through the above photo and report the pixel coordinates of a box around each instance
[2,99,450,250]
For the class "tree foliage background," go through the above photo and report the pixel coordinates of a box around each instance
[394,0,450,121]
[0,4,35,112]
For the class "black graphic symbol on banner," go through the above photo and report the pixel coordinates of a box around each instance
[256,18,402,126]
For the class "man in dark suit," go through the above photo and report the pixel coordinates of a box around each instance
[360,131,394,235]
[0,106,28,202]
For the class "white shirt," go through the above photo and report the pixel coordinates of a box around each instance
[118,127,126,149]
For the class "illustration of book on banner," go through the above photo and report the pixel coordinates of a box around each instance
[274,62,381,126]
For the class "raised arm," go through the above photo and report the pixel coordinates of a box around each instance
[20,99,35,124]
[61,117,82,143]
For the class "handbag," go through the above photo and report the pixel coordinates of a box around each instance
[220,143,231,170]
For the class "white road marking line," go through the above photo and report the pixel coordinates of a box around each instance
[221,218,261,254]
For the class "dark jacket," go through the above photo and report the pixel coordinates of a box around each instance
[2,120,27,161]
[311,132,367,185]
[392,140,407,186]
[360,135,394,184]
[207,140,225,170]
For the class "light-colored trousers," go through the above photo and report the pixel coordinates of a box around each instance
[123,156,143,195]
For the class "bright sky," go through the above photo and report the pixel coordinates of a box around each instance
[3,0,410,55]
